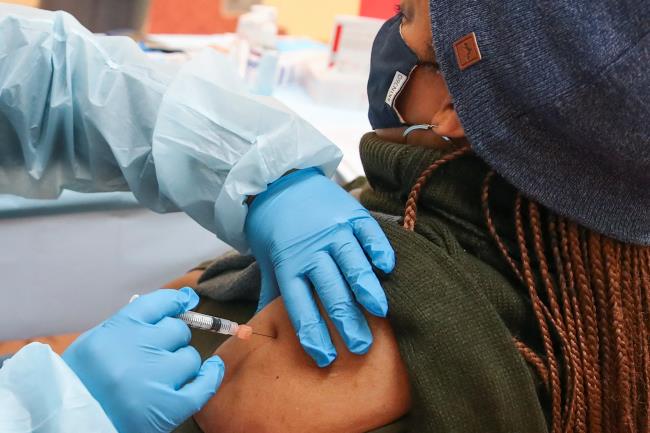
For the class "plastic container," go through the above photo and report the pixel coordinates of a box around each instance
[235,5,280,95]
[329,15,384,75]
[236,5,278,49]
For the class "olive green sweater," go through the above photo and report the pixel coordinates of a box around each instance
[356,133,548,432]
[178,133,550,433]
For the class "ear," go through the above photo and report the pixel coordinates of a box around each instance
[431,94,465,138]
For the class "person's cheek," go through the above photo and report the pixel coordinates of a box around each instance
[395,67,443,124]
[375,127,408,144]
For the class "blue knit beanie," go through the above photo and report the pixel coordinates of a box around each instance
[428,0,649,245]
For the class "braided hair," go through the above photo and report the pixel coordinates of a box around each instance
[403,147,650,433]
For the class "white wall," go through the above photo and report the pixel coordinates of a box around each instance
[0,203,229,340]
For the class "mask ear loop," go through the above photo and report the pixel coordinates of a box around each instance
[402,124,452,142]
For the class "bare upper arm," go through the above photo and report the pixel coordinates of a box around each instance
[195,298,411,433]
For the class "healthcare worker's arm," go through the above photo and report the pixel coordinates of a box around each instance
[0,4,341,247]
[0,343,118,433]
[0,5,395,366]
[0,288,224,433]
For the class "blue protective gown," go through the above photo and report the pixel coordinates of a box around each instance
[0,4,341,251]
[0,5,342,431]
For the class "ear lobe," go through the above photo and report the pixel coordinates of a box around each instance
[431,95,466,138]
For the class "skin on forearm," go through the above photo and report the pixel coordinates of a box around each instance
[195,298,411,433]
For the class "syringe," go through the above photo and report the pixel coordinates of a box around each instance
[178,311,270,340]
[129,295,273,340]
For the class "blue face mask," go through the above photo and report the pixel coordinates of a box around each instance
[367,14,420,130]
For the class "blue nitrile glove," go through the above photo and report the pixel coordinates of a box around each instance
[63,288,225,433]
[245,168,396,367]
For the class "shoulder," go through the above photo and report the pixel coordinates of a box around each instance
[373,215,548,432]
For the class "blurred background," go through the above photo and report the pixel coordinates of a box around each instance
[0,0,398,347]
[6,0,396,39]
[4,0,399,130]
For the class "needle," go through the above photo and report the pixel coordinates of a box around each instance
[252,331,276,339]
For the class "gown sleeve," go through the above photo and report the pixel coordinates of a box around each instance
[0,5,342,251]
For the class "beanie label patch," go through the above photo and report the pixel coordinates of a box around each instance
[454,32,482,70]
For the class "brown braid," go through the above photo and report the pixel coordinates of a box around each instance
[568,222,603,433]
[403,155,650,433]
[603,240,635,432]
[632,249,650,431]
[637,250,648,430]
[621,246,639,426]
[482,171,524,284]
[403,145,472,231]
[514,338,550,387]
[588,233,615,433]
[529,205,580,433]
[553,217,587,433]
[515,194,564,433]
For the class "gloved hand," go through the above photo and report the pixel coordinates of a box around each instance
[63,288,224,433]
[245,168,396,367]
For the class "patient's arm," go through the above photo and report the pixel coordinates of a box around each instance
[163,270,203,290]
[195,298,411,433]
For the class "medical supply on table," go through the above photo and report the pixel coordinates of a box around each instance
[274,39,328,85]
[235,5,280,94]
[237,5,278,49]
[234,5,328,95]
[302,61,369,109]
[246,48,280,95]
[328,16,384,74]
[301,16,383,109]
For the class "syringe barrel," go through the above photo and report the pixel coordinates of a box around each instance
[213,317,239,336]
[177,311,239,336]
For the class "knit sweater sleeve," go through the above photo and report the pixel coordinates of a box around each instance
[376,217,548,433]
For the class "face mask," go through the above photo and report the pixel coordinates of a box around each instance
[367,14,419,130]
